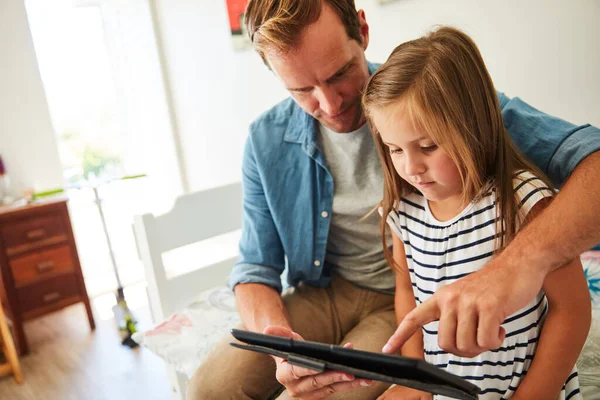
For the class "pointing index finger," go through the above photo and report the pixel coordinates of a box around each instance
[383,299,440,353]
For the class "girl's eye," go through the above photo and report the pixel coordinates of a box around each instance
[389,148,403,155]
[421,145,438,152]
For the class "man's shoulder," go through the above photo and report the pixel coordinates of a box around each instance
[244,97,309,167]
[495,90,509,109]
[249,97,297,142]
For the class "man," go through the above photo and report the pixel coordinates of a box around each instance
[187,1,600,399]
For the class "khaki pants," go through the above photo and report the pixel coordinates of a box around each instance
[186,274,396,400]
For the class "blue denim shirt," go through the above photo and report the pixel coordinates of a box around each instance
[230,62,600,292]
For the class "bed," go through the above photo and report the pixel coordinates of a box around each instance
[132,185,600,400]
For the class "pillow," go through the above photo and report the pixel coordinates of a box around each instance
[135,252,600,383]
[133,286,240,378]
[582,251,600,305]
[577,251,600,387]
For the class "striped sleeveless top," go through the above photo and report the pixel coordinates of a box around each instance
[387,171,581,399]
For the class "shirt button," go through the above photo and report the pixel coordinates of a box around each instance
[321,211,329,218]
[314,260,321,267]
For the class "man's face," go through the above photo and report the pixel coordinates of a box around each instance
[265,5,370,133]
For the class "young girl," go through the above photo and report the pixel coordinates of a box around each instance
[362,27,591,399]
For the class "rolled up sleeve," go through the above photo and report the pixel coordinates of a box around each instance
[498,91,600,188]
[548,125,600,187]
[229,134,286,292]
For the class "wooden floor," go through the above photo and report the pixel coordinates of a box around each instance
[0,284,172,400]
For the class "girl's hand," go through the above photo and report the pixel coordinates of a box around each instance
[377,385,433,400]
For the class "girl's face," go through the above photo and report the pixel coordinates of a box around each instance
[370,105,464,208]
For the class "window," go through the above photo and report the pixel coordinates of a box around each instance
[26,0,183,297]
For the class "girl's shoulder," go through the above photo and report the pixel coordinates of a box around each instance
[397,191,428,212]
[382,192,428,238]
[511,169,555,220]
[512,170,554,200]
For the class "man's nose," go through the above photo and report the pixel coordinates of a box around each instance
[317,85,343,116]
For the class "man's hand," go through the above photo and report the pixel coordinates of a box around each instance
[263,326,372,399]
[382,258,547,357]
[377,385,432,400]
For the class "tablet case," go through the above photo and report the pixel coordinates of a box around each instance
[229,329,480,400]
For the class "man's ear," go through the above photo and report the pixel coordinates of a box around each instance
[357,9,369,50]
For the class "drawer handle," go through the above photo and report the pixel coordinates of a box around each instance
[43,292,61,303]
[26,229,47,240]
[36,261,55,273]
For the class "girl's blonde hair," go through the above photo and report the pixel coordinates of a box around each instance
[362,26,554,272]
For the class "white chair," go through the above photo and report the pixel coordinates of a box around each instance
[133,182,242,399]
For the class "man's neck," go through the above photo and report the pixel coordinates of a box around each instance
[319,121,368,136]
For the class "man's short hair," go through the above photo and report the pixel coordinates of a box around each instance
[244,0,362,65]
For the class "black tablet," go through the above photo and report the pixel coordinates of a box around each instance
[229,329,480,400]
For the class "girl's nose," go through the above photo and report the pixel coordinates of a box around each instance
[405,154,426,176]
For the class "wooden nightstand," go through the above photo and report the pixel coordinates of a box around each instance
[0,198,95,355]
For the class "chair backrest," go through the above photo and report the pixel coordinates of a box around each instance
[133,182,242,321]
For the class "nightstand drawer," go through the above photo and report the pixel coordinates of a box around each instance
[17,274,79,313]
[0,199,95,354]
[2,213,69,256]
[10,245,75,287]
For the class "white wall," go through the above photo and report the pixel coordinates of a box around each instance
[0,0,64,196]
[360,0,600,127]
[1,1,597,197]
[152,0,288,191]
[152,0,599,192]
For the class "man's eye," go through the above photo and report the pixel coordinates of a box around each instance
[330,72,345,81]
[292,88,312,95]
[421,145,438,152]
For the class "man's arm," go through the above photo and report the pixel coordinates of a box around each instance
[502,150,600,273]
[230,135,289,332]
[234,132,369,399]
[498,93,600,265]
[383,147,600,356]
[234,283,291,332]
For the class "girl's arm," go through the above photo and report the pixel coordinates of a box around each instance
[512,199,592,399]
[388,231,425,360]
[379,231,433,400]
